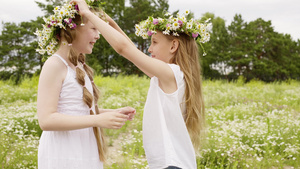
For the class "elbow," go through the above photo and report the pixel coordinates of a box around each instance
[37,112,54,131]
[38,119,50,131]
[115,41,130,57]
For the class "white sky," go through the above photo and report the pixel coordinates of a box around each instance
[0,0,299,40]
[169,0,300,41]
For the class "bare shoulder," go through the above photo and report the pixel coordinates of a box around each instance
[39,56,67,83]
[157,64,177,93]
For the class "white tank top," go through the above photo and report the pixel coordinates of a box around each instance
[143,64,197,169]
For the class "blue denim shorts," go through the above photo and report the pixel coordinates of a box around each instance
[165,166,181,169]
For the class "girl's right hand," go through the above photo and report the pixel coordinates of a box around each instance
[70,0,90,16]
[96,111,128,129]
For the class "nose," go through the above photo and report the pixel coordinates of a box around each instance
[148,44,152,53]
[95,32,100,40]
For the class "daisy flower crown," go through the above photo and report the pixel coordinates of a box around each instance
[135,10,212,55]
[35,0,105,62]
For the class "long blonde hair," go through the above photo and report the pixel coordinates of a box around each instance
[167,33,205,150]
[60,14,107,162]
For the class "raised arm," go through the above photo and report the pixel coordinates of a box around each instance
[103,13,154,77]
[72,0,175,84]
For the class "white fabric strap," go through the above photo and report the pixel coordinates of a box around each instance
[53,54,69,66]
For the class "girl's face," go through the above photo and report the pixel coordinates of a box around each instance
[148,31,174,63]
[72,20,100,54]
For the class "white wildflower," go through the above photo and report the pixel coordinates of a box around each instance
[184,10,190,15]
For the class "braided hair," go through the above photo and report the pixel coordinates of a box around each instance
[59,14,107,162]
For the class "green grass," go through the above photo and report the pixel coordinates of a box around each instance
[0,75,299,168]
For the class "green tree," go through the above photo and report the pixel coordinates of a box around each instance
[244,18,276,81]
[226,14,251,81]
[0,20,41,83]
[201,13,230,80]
[240,18,299,81]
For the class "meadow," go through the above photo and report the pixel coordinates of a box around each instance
[0,75,299,169]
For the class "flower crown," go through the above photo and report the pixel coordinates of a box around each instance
[35,0,105,62]
[135,10,212,55]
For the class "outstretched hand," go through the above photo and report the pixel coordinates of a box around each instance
[96,111,129,129]
[95,107,136,129]
[117,107,136,121]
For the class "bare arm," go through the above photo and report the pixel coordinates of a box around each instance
[37,56,130,131]
[72,0,174,84]
[104,13,154,77]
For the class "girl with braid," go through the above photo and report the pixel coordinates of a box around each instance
[35,1,135,168]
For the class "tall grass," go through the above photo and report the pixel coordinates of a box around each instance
[0,76,299,168]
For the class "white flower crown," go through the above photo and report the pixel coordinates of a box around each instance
[35,0,104,62]
[135,10,212,55]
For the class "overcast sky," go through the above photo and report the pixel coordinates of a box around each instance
[0,0,299,40]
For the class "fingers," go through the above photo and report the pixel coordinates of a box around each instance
[115,112,129,120]
[117,107,136,121]
[118,107,136,115]
[111,122,125,129]
[99,108,136,129]
[110,112,132,129]
[69,0,89,15]
[128,113,135,121]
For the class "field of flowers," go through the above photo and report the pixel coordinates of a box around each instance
[0,75,299,169]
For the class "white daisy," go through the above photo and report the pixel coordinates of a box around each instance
[36,49,46,55]
[57,15,63,21]
[179,16,186,23]
[50,15,56,21]
[172,22,180,30]
[186,22,193,29]
[142,33,148,39]
[197,24,201,29]
[67,4,72,10]
[59,9,65,16]
[54,6,60,13]
[172,18,178,22]
[135,24,140,30]
[166,25,171,31]
[135,30,140,36]
[184,10,190,15]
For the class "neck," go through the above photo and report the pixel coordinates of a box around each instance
[55,44,70,60]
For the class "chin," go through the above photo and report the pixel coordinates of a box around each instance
[86,51,92,54]
[82,49,93,54]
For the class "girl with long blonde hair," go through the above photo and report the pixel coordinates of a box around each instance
[73,0,211,168]
[36,1,135,168]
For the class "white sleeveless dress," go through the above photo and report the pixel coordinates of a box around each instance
[38,54,103,169]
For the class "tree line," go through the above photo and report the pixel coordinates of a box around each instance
[0,0,299,84]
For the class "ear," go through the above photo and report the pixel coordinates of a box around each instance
[170,39,179,54]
